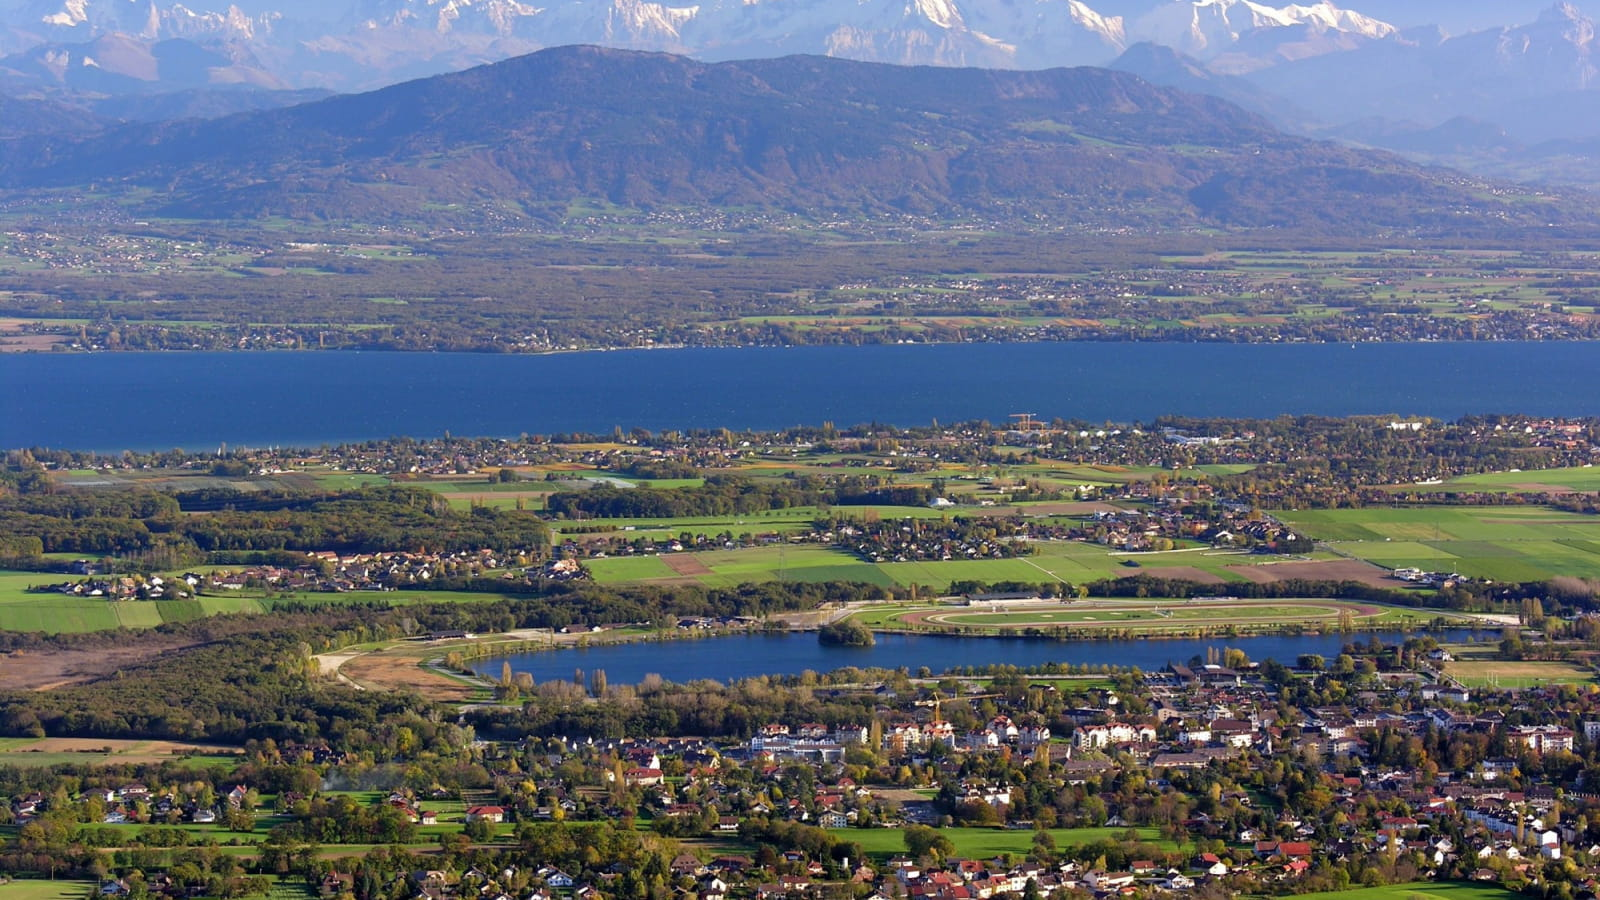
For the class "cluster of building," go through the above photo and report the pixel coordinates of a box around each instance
[12,782,253,827]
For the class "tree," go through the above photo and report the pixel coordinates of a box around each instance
[1030,828,1057,862]
[464,816,496,842]
[903,825,954,862]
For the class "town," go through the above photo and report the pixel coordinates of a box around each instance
[11,638,1600,900]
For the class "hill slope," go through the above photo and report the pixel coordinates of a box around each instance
[0,45,1576,229]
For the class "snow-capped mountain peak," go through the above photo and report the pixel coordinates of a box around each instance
[1132,0,1393,58]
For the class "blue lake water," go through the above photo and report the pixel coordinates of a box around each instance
[5,341,1600,451]
[475,629,1487,685]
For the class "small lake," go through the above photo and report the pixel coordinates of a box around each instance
[6,341,1600,451]
[474,629,1491,685]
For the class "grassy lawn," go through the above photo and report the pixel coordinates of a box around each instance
[1442,652,1597,688]
[309,473,392,490]
[831,826,1173,860]
[1434,466,1600,493]
[0,880,97,900]
[0,571,537,633]
[1282,882,1522,900]
[853,598,1460,634]
[587,546,894,588]
[691,546,895,588]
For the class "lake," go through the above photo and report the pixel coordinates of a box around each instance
[6,341,1600,451]
[474,629,1487,685]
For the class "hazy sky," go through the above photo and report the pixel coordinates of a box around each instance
[1086,1,1597,35]
[1351,0,1598,32]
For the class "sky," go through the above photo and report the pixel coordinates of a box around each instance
[1351,0,1599,32]
[1084,1,1598,34]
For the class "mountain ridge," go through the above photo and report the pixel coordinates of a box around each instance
[0,45,1580,232]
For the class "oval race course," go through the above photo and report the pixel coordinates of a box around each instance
[893,598,1387,632]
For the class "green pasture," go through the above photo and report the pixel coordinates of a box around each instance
[588,545,894,588]
[1276,506,1600,581]
[586,533,1365,595]
[1285,882,1522,900]
[853,599,1457,634]
[1441,649,1597,688]
[1434,466,1600,492]
[878,541,1331,588]
[1192,464,1259,476]
[693,546,895,588]
[0,880,97,900]
[267,880,317,900]
[829,826,1173,860]
[0,569,541,633]
[549,508,825,537]
[0,573,283,633]
[309,473,391,489]
[412,480,549,494]
[938,604,1340,626]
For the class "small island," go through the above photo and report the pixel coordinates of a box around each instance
[818,619,876,647]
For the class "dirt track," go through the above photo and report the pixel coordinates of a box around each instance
[341,653,482,701]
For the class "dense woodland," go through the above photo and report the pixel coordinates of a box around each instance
[0,485,550,567]
[545,476,939,520]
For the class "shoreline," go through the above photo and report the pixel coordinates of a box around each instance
[10,334,1600,356]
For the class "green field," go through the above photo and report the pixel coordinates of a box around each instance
[1432,466,1600,493]
[849,597,1460,635]
[940,604,1347,626]
[0,570,531,633]
[0,881,97,900]
[1276,506,1600,581]
[829,826,1173,860]
[584,526,1359,592]
[0,572,287,633]
[0,737,242,769]
[1440,648,1598,688]
[1285,882,1521,900]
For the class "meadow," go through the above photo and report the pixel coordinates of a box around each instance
[828,826,1173,860]
[845,597,1463,636]
[0,570,528,634]
[586,536,1386,595]
[1439,644,1597,688]
[0,737,242,769]
[1427,465,1600,493]
[1279,882,1522,900]
[0,881,97,900]
[1275,505,1600,582]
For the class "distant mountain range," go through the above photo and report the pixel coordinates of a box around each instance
[0,0,1414,92]
[0,46,1585,232]
[0,0,1598,192]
